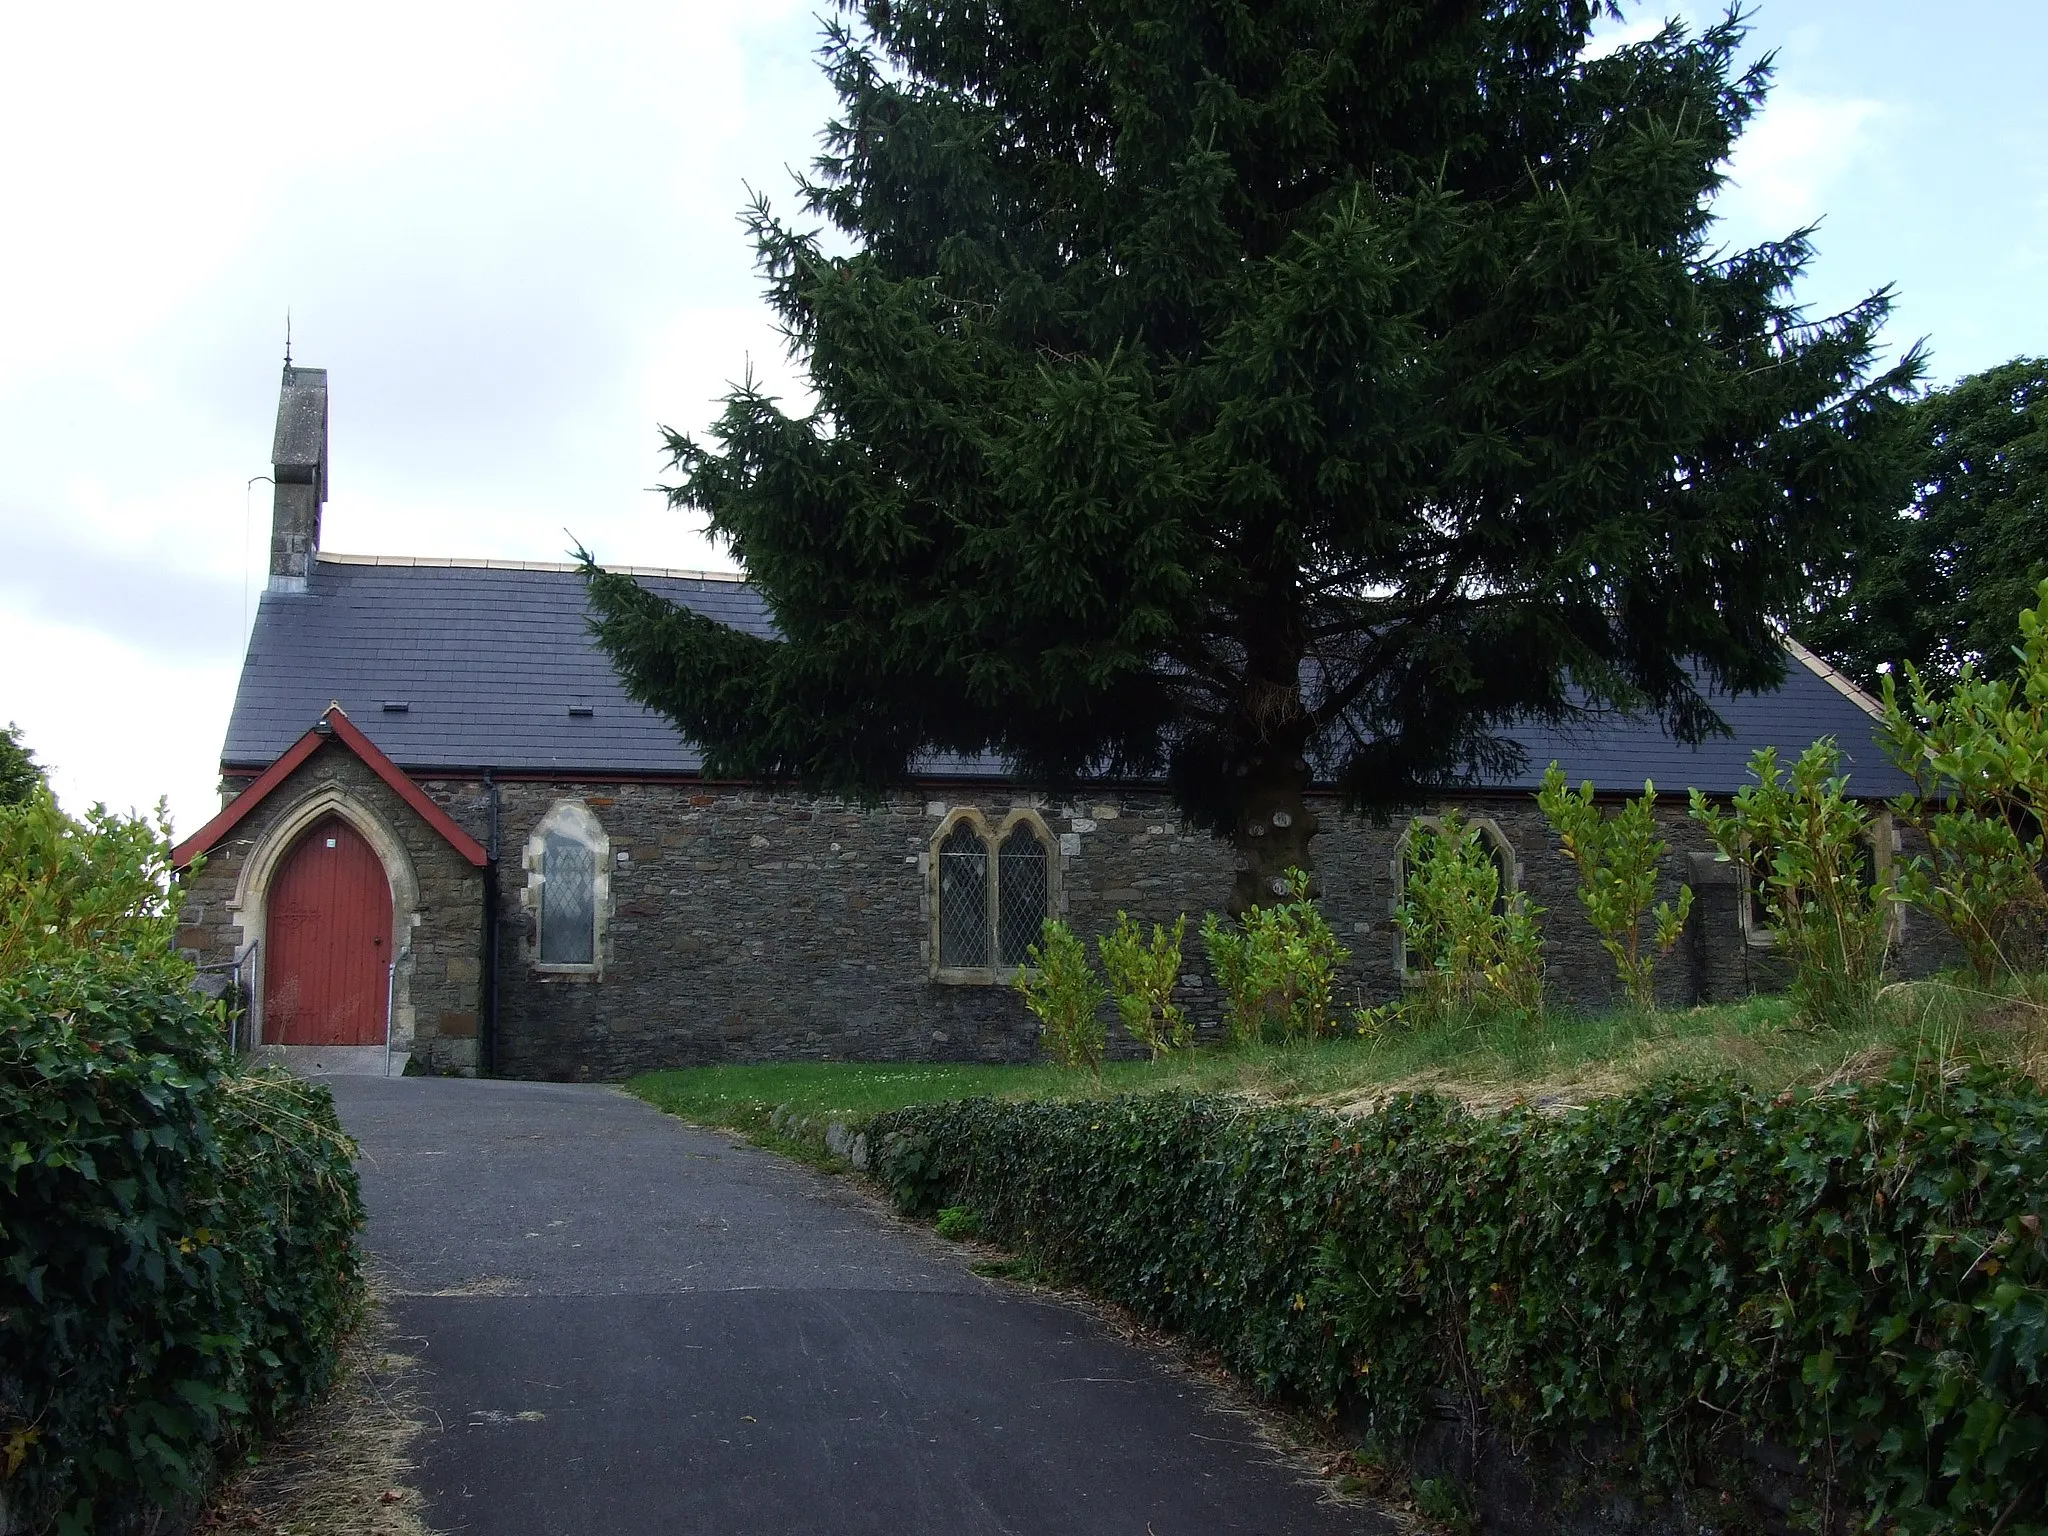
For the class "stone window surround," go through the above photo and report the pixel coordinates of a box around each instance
[225,781,421,1052]
[522,799,612,978]
[1389,814,1519,979]
[1737,811,1900,948]
[926,807,1059,986]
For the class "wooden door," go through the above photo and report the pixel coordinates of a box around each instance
[264,816,393,1045]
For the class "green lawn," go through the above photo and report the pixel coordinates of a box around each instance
[627,975,2046,1149]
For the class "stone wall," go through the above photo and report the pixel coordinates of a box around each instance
[186,756,1962,1082]
[177,740,486,1074]
[436,779,1935,1081]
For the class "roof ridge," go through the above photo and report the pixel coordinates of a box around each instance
[317,552,748,582]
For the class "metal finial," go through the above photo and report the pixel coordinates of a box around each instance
[284,310,292,367]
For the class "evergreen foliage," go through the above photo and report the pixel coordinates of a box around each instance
[1394,812,1544,1028]
[0,963,364,1534]
[1013,918,1108,1074]
[0,722,41,808]
[1,788,181,980]
[1801,357,2048,692]
[1200,869,1348,1044]
[587,0,1914,910]
[1,766,363,1531]
[1097,911,1191,1059]
[873,1070,2048,1534]
[1537,766,1692,1009]
[1878,578,2048,981]
[1689,742,1893,1031]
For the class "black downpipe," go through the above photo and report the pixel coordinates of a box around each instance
[483,769,501,1078]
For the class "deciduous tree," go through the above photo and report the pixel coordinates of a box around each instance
[1800,356,2048,692]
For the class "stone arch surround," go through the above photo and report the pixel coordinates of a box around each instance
[230,781,423,1056]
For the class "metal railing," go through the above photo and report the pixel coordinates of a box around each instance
[192,939,258,1052]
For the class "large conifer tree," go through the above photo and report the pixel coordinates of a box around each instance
[588,0,1913,911]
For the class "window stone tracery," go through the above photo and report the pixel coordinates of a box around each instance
[930,809,1057,982]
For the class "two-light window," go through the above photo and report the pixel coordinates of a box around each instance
[1739,819,1895,946]
[933,813,1053,979]
[1393,816,1518,977]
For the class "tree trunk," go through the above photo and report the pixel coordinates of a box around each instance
[1230,748,1320,916]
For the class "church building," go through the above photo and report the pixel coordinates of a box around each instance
[172,366,1935,1078]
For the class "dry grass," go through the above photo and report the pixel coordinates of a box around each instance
[195,1287,432,1536]
[632,980,2048,1149]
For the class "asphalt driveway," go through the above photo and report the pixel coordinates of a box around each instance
[330,1076,1384,1535]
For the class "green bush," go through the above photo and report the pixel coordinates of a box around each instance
[1537,767,1693,1010]
[1691,742,1894,1031]
[1200,871,1349,1046]
[0,960,365,1533]
[1014,918,1109,1075]
[1098,912,1190,1059]
[872,1070,2048,1534]
[0,722,40,808]
[1879,578,2048,982]
[1396,814,1545,1029]
[1,787,181,980]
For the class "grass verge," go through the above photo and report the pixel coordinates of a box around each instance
[627,974,2047,1146]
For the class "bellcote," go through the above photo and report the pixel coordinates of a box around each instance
[267,364,329,593]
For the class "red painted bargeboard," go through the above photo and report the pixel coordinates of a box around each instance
[265,817,392,1046]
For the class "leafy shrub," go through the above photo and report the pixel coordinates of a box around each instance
[1396,814,1544,1029]
[1014,918,1108,1075]
[1537,767,1693,1010]
[0,960,364,1533]
[1200,871,1349,1045]
[0,722,40,808]
[1690,741,1893,1030]
[1199,911,1263,1046]
[0,786,181,980]
[1097,911,1190,1059]
[1879,578,2048,982]
[872,1069,2048,1534]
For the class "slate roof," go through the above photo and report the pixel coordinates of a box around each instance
[222,555,1912,797]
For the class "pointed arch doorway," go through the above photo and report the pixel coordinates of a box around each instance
[264,815,393,1045]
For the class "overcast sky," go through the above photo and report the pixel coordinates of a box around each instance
[2,1,2042,838]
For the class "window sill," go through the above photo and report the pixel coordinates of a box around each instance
[933,966,1032,987]
[533,962,603,980]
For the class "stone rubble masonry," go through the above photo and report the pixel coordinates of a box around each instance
[177,740,486,1076]
[180,762,1957,1082]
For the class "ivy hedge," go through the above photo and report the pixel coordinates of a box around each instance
[871,1071,2048,1533]
[1,961,365,1535]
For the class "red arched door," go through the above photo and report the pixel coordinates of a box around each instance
[264,816,393,1045]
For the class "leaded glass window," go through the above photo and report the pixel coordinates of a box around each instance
[937,821,991,968]
[997,823,1049,966]
[540,832,597,965]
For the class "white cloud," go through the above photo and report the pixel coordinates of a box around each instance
[0,0,834,834]
[0,606,240,828]
[1582,9,1683,62]
[1719,92,1892,237]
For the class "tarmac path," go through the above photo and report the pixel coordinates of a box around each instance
[329,1076,1385,1536]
